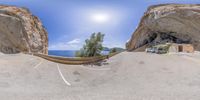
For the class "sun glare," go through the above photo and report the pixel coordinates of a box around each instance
[91,13,110,23]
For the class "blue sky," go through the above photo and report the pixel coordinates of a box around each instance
[1,0,200,50]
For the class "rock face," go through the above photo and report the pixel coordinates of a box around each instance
[0,5,48,54]
[126,4,200,51]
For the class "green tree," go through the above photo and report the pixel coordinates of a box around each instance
[76,32,105,57]
[110,48,117,54]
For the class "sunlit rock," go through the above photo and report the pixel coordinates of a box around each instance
[0,5,48,54]
[127,4,200,51]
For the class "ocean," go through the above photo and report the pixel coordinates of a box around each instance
[48,50,110,57]
[48,50,77,57]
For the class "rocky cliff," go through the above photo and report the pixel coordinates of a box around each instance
[0,5,48,54]
[126,4,200,51]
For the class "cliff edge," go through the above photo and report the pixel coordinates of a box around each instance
[0,5,48,54]
[126,4,200,51]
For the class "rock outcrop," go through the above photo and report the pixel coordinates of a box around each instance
[0,5,48,54]
[126,4,200,51]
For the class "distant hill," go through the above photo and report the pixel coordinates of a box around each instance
[103,47,110,51]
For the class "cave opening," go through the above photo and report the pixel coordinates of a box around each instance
[143,33,157,46]
[143,32,192,47]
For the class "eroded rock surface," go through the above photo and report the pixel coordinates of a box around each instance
[126,4,200,51]
[0,5,48,54]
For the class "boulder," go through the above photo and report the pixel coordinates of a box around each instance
[0,5,48,54]
[126,4,200,51]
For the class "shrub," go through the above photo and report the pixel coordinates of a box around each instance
[110,48,117,54]
[76,32,105,57]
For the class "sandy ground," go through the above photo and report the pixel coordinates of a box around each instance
[0,52,200,100]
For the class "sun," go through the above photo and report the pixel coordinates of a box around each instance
[91,13,110,24]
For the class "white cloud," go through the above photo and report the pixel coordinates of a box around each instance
[67,39,81,44]
[49,39,83,50]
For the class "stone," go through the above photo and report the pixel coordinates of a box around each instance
[126,4,200,51]
[0,5,48,54]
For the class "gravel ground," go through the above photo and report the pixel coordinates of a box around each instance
[0,52,200,100]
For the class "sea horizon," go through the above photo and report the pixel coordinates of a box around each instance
[48,50,78,57]
[48,50,110,57]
